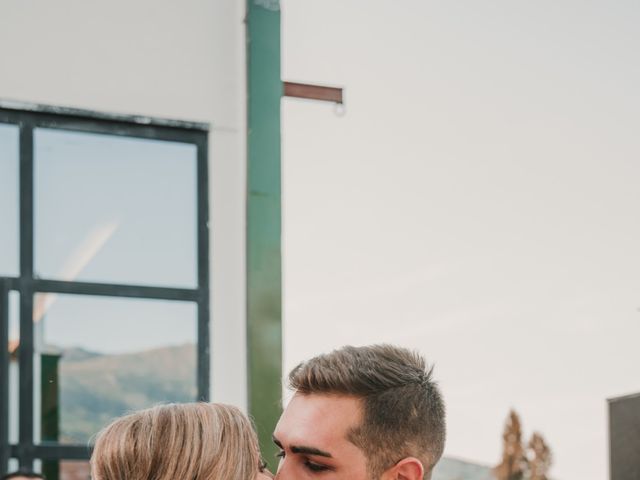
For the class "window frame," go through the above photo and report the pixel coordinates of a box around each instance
[0,102,210,472]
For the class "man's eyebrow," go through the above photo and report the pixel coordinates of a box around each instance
[291,445,333,458]
[272,435,333,458]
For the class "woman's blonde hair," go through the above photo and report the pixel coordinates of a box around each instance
[90,402,261,480]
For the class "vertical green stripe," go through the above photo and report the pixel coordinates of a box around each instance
[246,0,282,464]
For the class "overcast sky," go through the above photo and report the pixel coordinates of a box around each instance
[281,2,640,479]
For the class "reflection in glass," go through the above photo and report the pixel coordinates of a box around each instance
[34,128,198,287]
[41,460,91,480]
[33,293,197,445]
[8,292,19,445]
[0,123,19,277]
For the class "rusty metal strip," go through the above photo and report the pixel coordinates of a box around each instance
[283,81,343,104]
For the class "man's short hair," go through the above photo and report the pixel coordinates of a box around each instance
[1,469,46,480]
[288,344,446,479]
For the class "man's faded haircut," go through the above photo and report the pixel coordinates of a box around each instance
[288,344,446,480]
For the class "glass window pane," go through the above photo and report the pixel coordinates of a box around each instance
[8,459,19,474]
[8,291,19,445]
[0,123,19,277]
[33,294,197,445]
[34,128,198,288]
[41,459,91,480]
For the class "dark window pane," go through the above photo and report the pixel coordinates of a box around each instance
[33,294,197,445]
[34,129,198,287]
[0,124,19,277]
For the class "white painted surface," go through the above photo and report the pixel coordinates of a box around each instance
[0,0,249,409]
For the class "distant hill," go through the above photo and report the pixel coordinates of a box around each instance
[58,343,197,443]
[433,457,494,480]
[58,347,103,363]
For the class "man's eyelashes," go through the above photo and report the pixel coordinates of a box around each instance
[275,450,332,473]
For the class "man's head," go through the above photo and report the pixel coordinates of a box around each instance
[273,344,445,480]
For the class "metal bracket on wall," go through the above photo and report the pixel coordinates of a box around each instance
[283,81,344,104]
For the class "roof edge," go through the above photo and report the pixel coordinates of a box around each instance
[607,391,640,403]
[0,98,210,132]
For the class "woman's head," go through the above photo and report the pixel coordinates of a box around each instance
[91,402,272,480]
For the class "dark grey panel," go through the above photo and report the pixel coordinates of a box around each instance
[609,393,640,480]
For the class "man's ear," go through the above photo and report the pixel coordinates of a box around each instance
[381,457,424,480]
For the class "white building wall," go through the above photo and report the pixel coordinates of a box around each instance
[0,0,249,409]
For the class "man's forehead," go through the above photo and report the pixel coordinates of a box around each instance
[275,393,363,446]
[283,392,363,419]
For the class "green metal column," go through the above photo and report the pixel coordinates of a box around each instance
[246,0,282,463]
